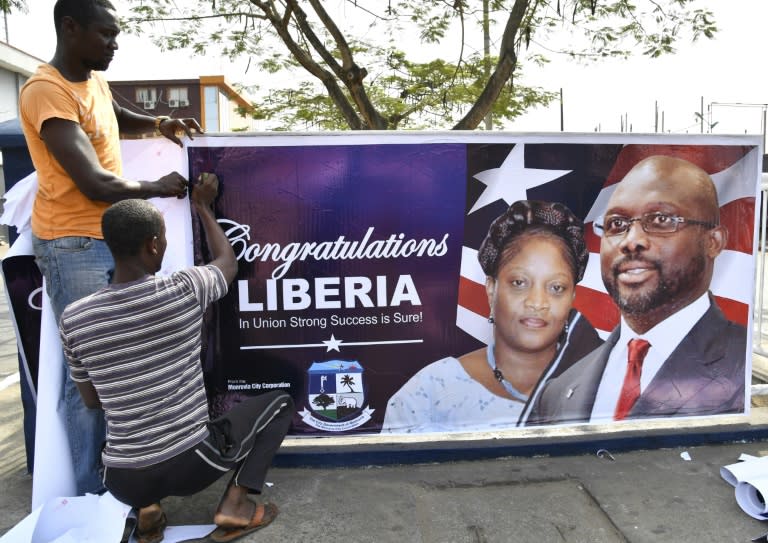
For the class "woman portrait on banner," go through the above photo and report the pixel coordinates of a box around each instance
[382,200,603,433]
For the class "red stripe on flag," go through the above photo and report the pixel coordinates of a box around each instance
[573,285,619,333]
[714,295,749,328]
[604,145,753,185]
[721,197,755,254]
[458,276,489,318]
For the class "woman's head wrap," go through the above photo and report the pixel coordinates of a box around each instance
[477,200,588,283]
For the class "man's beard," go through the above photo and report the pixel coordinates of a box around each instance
[603,252,707,316]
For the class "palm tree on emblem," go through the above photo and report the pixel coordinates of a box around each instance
[340,374,356,392]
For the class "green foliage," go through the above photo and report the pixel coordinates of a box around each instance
[121,0,717,130]
[245,51,555,130]
[525,0,718,59]
[0,0,26,14]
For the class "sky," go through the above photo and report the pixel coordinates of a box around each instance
[511,0,768,136]
[3,0,766,137]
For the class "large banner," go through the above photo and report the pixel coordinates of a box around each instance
[184,134,759,435]
[2,133,759,464]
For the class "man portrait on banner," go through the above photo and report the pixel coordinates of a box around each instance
[530,154,747,425]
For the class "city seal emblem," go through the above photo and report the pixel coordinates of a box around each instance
[299,360,374,432]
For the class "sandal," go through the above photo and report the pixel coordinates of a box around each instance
[135,505,167,543]
[209,502,278,543]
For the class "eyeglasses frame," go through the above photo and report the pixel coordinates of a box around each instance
[593,212,718,237]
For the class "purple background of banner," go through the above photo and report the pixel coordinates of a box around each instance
[189,144,476,433]
[2,255,42,389]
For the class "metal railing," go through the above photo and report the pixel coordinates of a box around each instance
[752,178,768,397]
[755,179,768,358]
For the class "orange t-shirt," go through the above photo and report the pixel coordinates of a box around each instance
[19,64,122,240]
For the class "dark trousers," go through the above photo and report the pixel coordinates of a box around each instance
[104,391,294,508]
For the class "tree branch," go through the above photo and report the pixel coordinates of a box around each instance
[454,0,529,129]
[307,0,354,68]
[447,0,466,88]
[389,98,434,128]
[342,0,394,21]
[250,0,364,129]
[126,12,265,23]
[304,0,388,128]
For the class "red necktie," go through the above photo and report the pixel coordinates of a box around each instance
[614,338,651,421]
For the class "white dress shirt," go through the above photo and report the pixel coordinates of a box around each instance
[590,292,711,422]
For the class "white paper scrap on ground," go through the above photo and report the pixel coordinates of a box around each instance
[721,455,768,520]
[0,491,215,543]
[128,524,216,543]
[721,455,768,488]
[736,478,768,521]
[680,451,691,461]
[0,492,129,543]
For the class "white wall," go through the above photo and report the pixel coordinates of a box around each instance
[0,42,40,124]
[0,68,26,123]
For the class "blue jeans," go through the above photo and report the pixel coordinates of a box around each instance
[32,235,114,495]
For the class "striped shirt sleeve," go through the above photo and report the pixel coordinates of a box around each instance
[172,265,229,311]
[61,325,90,383]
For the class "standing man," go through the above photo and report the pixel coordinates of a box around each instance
[19,0,203,495]
[531,155,747,424]
[60,173,293,543]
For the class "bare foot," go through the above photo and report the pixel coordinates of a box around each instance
[214,483,259,528]
[209,502,278,542]
[214,501,267,529]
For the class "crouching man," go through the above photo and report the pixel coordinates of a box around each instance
[59,172,294,543]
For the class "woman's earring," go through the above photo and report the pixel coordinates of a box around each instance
[488,316,495,324]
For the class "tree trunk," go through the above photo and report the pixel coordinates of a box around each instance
[252,0,366,129]
[453,0,529,130]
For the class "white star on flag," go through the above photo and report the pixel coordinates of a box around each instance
[322,334,343,352]
[468,143,572,214]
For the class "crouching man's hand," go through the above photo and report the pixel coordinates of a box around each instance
[192,172,219,209]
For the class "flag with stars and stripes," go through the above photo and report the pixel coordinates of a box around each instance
[458,142,760,344]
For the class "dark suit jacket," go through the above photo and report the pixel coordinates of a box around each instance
[530,300,747,425]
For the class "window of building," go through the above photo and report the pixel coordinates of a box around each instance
[218,89,231,132]
[136,87,157,110]
[204,86,219,131]
[167,87,189,108]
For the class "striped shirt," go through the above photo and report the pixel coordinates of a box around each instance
[60,265,228,469]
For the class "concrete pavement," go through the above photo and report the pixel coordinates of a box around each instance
[2,251,768,540]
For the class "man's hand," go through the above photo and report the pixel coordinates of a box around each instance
[191,172,219,208]
[158,118,204,147]
[191,172,236,282]
[155,171,189,199]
